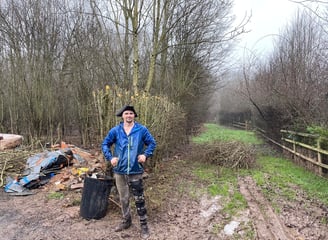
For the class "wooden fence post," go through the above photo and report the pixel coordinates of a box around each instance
[278,129,328,177]
[292,137,296,160]
[317,137,323,176]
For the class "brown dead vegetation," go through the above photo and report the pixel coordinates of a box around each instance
[189,141,257,169]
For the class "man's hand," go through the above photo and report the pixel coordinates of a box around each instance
[138,154,147,163]
[111,157,119,167]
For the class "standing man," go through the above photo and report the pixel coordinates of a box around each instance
[102,105,156,239]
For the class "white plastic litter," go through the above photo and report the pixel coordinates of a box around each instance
[224,220,240,235]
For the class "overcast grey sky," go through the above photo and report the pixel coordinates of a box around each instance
[233,0,300,57]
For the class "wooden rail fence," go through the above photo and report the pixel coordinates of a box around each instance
[232,121,328,177]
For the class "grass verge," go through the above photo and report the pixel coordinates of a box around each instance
[192,123,262,145]
[254,155,328,205]
[191,123,328,213]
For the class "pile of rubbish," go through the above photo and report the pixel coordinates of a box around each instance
[4,142,108,195]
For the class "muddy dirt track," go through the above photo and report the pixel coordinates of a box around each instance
[0,146,327,240]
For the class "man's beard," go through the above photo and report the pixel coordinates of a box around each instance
[125,118,134,123]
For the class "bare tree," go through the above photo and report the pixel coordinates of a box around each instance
[241,9,328,135]
[0,0,247,145]
[0,0,65,141]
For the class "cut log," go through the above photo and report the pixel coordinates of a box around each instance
[0,134,23,150]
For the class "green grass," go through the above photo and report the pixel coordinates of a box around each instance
[192,123,262,145]
[192,122,328,213]
[47,191,64,200]
[254,156,328,205]
[193,164,248,216]
[191,124,261,218]
[189,122,328,238]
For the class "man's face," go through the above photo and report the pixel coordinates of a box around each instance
[122,110,135,123]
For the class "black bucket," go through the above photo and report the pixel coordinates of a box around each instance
[80,176,113,220]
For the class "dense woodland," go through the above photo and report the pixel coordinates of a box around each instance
[1,0,328,165]
[0,0,247,165]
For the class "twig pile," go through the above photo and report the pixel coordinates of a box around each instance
[190,141,256,169]
[0,150,36,187]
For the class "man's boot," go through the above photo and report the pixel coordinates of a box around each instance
[114,218,132,232]
[140,224,150,239]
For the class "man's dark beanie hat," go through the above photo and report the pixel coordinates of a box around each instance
[116,105,138,117]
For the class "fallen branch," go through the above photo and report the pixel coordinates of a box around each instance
[108,196,121,209]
